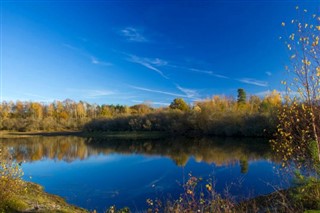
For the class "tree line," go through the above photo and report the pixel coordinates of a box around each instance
[84,90,281,137]
[0,99,154,131]
[0,89,281,137]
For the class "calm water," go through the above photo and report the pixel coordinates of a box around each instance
[1,136,288,212]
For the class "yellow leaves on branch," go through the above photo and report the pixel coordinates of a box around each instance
[316,67,320,77]
[302,59,311,66]
[275,7,320,169]
[312,41,319,46]
[289,33,295,40]
[312,36,319,46]
[205,184,212,191]
[287,44,292,50]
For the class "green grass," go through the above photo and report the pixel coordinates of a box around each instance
[0,182,88,213]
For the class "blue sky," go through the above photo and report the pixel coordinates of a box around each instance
[1,0,319,106]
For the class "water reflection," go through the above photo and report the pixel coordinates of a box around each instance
[0,136,276,167]
[0,136,284,212]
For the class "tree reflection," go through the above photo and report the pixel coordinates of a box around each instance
[0,136,277,166]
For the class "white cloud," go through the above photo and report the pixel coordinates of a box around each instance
[62,43,80,51]
[67,89,115,98]
[129,85,187,98]
[120,27,148,42]
[91,57,112,66]
[211,73,229,79]
[86,90,115,97]
[128,55,169,79]
[144,58,168,66]
[131,100,170,106]
[168,65,229,79]
[238,78,268,87]
[255,90,299,97]
[176,85,198,98]
[63,43,112,66]
[188,68,229,79]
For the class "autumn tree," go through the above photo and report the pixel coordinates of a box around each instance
[100,105,113,118]
[45,103,55,117]
[130,104,152,115]
[0,102,10,119]
[14,101,25,118]
[260,90,281,113]
[248,95,262,113]
[169,98,189,111]
[76,102,86,118]
[30,102,43,119]
[272,8,320,167]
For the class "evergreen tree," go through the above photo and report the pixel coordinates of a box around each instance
[237,88,246,104]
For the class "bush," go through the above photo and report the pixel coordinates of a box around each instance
[0,150,26,211]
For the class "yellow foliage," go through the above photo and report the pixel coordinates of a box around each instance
[262,90,281,107]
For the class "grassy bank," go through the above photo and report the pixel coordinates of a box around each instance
[0,182,87,213]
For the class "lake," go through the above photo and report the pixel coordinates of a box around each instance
[0,136,289,212]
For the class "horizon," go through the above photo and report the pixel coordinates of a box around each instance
[2,0,319,106]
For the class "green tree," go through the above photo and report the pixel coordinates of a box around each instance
[169,98,189,111]
[237,88,246,105]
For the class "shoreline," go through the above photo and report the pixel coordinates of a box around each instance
[2,180,307,213]
[0,130,270,140]
[0,130,170,139]
[0,130,83,138]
